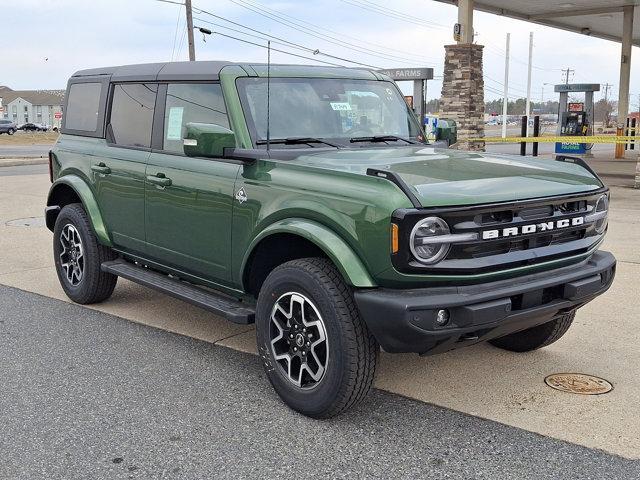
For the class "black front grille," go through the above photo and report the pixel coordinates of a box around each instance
[450,222,587,259]
[391,189,607,276]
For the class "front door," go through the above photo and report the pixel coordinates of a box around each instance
[91,82,157,255]
[144,82,239,283]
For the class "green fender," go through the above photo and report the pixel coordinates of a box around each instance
[47,175,112,247]
[242,218,376,288]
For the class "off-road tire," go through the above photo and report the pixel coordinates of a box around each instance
[489,312,576,352]
[53,203,118,304]
[256,257,378,418]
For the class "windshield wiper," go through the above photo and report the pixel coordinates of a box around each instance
[349,135,418,144]
[256,137,342,148]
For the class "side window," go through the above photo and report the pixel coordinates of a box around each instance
[163,83,229,154]
[65,82,102,132]
[109,83,157,148]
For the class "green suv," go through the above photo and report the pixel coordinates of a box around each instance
[46,61,615,418]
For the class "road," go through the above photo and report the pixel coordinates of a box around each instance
[1,284,638,480]
[0,144,52,158]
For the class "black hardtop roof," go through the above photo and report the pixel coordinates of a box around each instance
[71,61,381,82]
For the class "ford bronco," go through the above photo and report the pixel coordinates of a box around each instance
[46,61,615,418]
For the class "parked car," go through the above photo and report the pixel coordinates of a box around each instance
[46,61,616,418]
[19,122,48,131]
[0,119,17,135]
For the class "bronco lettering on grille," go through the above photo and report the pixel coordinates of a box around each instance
[482,216,585,240]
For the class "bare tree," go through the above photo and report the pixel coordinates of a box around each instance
[594,99,616,128]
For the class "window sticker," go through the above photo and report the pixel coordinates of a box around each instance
[330,102,352,111]
[166,107,184,140]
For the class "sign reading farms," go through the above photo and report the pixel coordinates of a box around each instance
[378,68,434,81]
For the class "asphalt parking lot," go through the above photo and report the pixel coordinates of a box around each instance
[1,164,639,474]
[2,285,639,479]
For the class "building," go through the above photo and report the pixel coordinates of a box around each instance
[0,86,64,128]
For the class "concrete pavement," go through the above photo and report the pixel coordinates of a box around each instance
[1,166,639,460]
[3,285,639,479]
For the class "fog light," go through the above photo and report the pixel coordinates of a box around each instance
[435,309,450,326]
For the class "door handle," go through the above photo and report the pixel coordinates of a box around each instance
[91,163,111,175]
[146,174,172,187]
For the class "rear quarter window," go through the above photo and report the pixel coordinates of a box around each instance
[65,82,102,132]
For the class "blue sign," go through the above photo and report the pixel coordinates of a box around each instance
[555,142,586,155]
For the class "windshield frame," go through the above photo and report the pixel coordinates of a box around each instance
[235,76,425,149]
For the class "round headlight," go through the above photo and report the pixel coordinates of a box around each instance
[409,217,451,264]
[594,194,609,234]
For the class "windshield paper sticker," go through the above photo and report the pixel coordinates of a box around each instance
[167,107,184,140]
[330,102,352,111]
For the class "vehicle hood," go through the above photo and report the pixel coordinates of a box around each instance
[292,146,603,207]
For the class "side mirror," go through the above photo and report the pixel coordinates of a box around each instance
[183,122,236,158]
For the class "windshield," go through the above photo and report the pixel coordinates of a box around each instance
[236,77,423,147]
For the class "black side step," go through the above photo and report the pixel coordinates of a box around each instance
[101,259,255,324]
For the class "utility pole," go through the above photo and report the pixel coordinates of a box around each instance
[561,68,575,85]
[525,32,533,136]
[185,0,196,61]
[501,33,510,139]
[602,83,613,128]
[603,83,612,102]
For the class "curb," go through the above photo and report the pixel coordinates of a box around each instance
[0,157,48,167]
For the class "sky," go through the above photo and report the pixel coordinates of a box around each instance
[1,0,639,109]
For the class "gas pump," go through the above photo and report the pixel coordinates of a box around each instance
[556,104,589,154]
[556,102,591,154]
[560,111,588,136]
[553,84,599,156]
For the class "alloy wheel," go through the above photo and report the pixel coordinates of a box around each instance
[59,223,84,286]
[269,292,329,389]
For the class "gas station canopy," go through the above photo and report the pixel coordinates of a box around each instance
[433,0,640,46]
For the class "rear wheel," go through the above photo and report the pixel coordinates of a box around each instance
[53,203,118,304]
[256,257,378,418]
[489,312,575,352]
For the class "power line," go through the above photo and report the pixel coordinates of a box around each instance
[484,74,529,96]
[170,4,183,61]
[176,21,188,60]
[482,40,562,73]
[207,31,345,67]
[158,0,383,68]
[227,0,441,64]
[193,16,382,69]
[340,0,448,30]
[205,0,438,66]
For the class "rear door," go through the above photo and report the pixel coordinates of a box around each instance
[91,83,157,255]
[144,82,240,283]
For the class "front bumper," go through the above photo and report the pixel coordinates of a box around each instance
[354,250,616,355]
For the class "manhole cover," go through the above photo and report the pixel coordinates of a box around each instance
[544,373,613,395]
[5,216,46,228]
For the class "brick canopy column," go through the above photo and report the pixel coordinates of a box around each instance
[440,44,485,151]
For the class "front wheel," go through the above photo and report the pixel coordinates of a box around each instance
[489,312,575,352]
[7,128,15,135]
[256,258,378,418]
[53,203,118,304]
